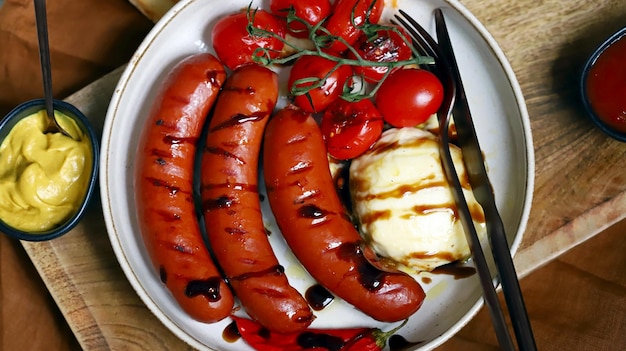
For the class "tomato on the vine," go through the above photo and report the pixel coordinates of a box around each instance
[270,0,332,39]
[211,9,286,70]
[288,55,353,113]
[375,68,444,127]
[320,98,384,160]
[323,0,385,53]
[348,25,413,82]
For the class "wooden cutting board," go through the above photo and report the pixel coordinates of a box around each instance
[21,0,626,350]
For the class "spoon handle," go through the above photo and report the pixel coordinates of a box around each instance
[34,0,54,120]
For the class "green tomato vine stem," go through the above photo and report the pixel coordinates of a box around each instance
[245,3,434,103]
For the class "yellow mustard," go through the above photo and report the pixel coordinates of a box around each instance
[0,109,92,232]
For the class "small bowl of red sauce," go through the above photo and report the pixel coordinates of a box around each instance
[581,26,626,142]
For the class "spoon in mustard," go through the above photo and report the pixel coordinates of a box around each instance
[34,0,72,138]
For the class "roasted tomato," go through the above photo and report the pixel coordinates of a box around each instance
[212,9,286,70]
[375,68,444,127]
[320,98,384,160]
[270,0,332,38]
[323,0,384,54]
[348,25,413,82]
[287,55,353,113]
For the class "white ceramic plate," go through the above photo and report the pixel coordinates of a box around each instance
[100,0,534,350]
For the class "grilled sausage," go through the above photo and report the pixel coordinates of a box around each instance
[135,53,234,323]
[263,105,426,322]
[200,64,314,333]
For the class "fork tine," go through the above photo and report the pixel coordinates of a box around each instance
[394,9,455,139]
[395,9,439,60]
[393,16,434,59]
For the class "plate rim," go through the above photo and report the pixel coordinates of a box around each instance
[99,0,535,350]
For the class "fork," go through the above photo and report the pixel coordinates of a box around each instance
[394,8,537,351]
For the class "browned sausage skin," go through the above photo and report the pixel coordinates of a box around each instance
[200,64,314,333]
[263,105,426,322]
[135,53,234,323]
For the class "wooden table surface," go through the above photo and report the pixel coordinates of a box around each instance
[20,0,626,350]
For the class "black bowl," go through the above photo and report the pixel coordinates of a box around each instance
[0,99,99,241]
[580,26,626,142]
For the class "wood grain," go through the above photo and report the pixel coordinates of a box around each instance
[461,0,626,253]
[436,219,626,351]
[20,0,626,350]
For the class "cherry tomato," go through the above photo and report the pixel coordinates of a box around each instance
[375,68,444,127]
[323,0,384,53]
[212,9,286,70]
[320,98,384,160]
[288,55,353,113]
[348,25,413,82]
[270,0,332,39]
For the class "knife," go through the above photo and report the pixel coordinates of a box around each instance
[434,8,537,351]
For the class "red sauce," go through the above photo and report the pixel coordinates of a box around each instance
[585,32,626,134]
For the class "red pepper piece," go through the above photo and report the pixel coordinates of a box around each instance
[231,315,407,351]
